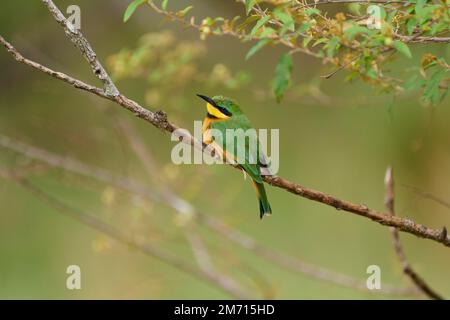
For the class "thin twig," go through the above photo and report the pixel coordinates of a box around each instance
[394,34,450,44]
[320,56,359,79]
[42,0,119,97]
[402,184,450,211]
[384,167,443,300]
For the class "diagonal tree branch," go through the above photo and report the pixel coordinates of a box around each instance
[0,0,449,249]
[42,0,119,97]
[0,35,105,98]
[262,175,450,247]
[384,167,443,300]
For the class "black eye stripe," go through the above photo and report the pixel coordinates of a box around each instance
[197,94,232,117]
[217,105,232,116]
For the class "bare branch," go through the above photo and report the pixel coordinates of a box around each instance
[42,0,119,96]
[0,34,173,134]
[321,56,360,79]
[384,167,443,300]
[0,35,105,98]
[394,34,450,44]
[268,173,450,247]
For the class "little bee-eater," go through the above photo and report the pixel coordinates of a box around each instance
[197,94,272,219]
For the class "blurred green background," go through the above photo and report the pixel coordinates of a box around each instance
[0,0,449,299]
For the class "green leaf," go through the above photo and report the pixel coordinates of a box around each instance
[305,8,321,16]
[325,37,339,57]
[302,36,313,47]
[415,0,426,20]
[177,5,193,17]
[345,25,371,40]
[298,22,312,33]
[273,9,295,32]
[237,15,259,32]
[259,27,275,37]
[430,21,448,35]
[123,0,146,23]
[421,5,442,19]
[312,38,328,47]
[202,17,215,26]
[387,9,398,24]
[245,0,257,15]
[367,35,385,47]
[161,0,168,10]
[348,3,361,15]
[403,75,426,91]
[272,53,293,103]
[245,38,270,60]
[406,18,417,35]
[250,15,270,36]
[230,15,241,29]
[366,68,378,79]
[393,40,412,58]
[423,69,446,105]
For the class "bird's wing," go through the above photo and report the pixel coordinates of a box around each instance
[212,116,263,183]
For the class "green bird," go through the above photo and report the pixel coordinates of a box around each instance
[197,94,272,219]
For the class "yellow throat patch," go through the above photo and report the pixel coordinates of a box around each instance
[207,103,230,119]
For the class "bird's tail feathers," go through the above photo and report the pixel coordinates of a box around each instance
[253,181,272,219]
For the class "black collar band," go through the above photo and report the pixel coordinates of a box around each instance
[206,113,219,119]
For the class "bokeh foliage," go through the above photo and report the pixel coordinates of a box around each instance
[126,0,449,105]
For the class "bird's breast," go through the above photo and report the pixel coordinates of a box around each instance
[202,117,213,144]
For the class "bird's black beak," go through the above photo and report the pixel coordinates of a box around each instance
[196,94,216,107]
[197,93,232,117]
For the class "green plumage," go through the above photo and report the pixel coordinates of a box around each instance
[205,95,272,219]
